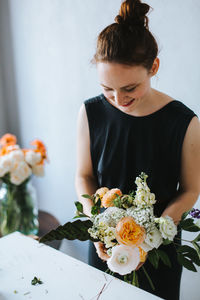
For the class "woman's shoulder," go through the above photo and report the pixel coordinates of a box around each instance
[84,94,103,106]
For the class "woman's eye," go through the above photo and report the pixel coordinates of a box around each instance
[125,87,136,92]
[104,88,112,92]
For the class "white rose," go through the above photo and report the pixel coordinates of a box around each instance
[25,150,41,166]
[141,227,163,251]
[0,155,12,177]
[10,161,32,185]
[107,245,140,275]
[32,164,44,177]
[155,216,177,241]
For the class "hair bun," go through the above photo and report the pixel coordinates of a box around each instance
[115,0,150,29]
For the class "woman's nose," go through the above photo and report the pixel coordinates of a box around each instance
[114,91,124,105]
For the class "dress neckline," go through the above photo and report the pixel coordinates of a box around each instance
[100,94,178,120]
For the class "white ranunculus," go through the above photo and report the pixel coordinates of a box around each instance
[10,161,32,185]
[155,216,177,241]
[0,155,12,177]
[25,150,41,166]
[32,164,44,177]
[142,227,163,250]
[107,245,140,275]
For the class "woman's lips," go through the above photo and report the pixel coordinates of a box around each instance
[121,99,134,107]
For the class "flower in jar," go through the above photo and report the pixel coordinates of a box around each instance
[0,133,17,147]
[25,150,42,166]
[32,163,45,177]
[10,161,32,185]
[107,244,140,275]
[115,216,146,247]
[101,188,122,208]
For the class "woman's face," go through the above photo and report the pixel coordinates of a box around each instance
[97,62,156,115]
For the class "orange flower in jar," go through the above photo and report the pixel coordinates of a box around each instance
[116,216,146,247]
[101,188,122,208]
[0,134,17,147]
[139,246,147,262]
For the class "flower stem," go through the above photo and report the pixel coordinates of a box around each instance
[142,266,155,291]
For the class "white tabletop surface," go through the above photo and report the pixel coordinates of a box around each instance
[0,232,162,300]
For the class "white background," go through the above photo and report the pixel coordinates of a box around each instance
[0,1,199,299]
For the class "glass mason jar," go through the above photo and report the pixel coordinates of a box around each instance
[0,179,39,236]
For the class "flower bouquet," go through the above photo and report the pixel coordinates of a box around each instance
[0,133,47,235]
[40,173,200,289]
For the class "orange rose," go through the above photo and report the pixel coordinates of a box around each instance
[0,134,17,147]
[139,246,147,262]
[0,145,19,156]
[101,188,122,208]
[115,216,146,247]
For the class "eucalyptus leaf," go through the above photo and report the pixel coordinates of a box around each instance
[157,250,171,267]
[177,253,197,272]
[39,219,97,243]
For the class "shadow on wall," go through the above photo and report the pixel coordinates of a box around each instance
[0,1,21,141]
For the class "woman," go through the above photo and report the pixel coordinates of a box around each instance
[75,0,200,299]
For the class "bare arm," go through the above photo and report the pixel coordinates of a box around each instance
[75,104,98,217]
[75,104,109,260]
[162,116,200,224]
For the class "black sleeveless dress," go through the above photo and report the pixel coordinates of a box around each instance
[84,94,197,300]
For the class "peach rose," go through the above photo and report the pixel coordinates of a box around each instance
[115,216,146,247]
[101,188,122,208]
[95,187,109,199]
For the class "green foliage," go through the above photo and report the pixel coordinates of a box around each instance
[81,194,94,201]
[148,249,159,269]
[179,218,200,232]
[31,277,43,285]
[39,219,97,243]
[177,245,200,266]
[192,242,200,260]
[162,238,172,245]
[75,201,83,213]
[157,249,172,267]
[177,253,197,272]
[181,210,191,221]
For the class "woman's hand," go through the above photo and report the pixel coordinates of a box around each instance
[94,241,110,261]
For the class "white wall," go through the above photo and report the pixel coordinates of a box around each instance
[0,0,199,299]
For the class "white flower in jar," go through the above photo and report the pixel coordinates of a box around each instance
[32,164,45,177]
[0,155,12,177]
[25,150,41,166]
[10,161,32,185]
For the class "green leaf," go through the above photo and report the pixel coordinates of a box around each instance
[81,194,93,200]
[179,218,200,232]
[162,238,172,245]
[177,253,197,272]
[31,277,43,285]
[91,206,99,215]
[157,250,172,268]
[148,249,159,269]
[181,210,191,221]
[192,233,200,243]
[75,201,83,213]
[39,219,96,243]
[192,242,200,260]
[177,245,200,266]
[96,198,101,208]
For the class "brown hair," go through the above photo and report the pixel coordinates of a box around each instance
[93,0,158,70]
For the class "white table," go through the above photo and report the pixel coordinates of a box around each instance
[0,232,162,300]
